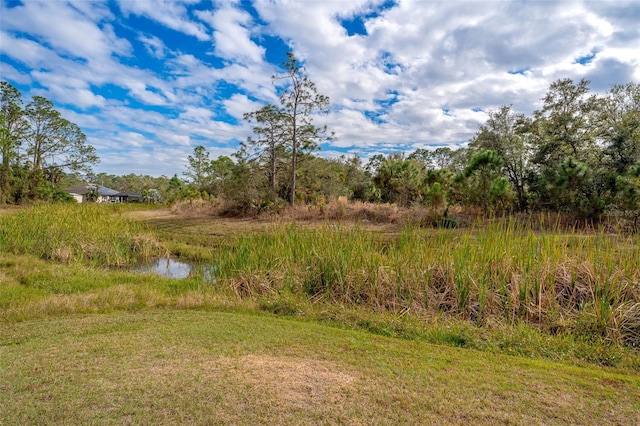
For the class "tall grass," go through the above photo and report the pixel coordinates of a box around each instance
[0,203,165,266]
[213,219,640,347]
[3,204,638,348]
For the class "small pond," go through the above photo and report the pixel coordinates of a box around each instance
[131,257,217,282]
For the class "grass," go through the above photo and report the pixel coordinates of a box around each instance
[1,310,639,425]
[5,204,638,356]
[1,246,637,368]
[0,203,165,266]
[1,202,640,423]
[149,215,640,349]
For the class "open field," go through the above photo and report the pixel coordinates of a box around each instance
[1,203,640,423]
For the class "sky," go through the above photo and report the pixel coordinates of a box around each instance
[1,0,639,178]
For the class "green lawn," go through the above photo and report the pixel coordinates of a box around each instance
[1,310,639,425]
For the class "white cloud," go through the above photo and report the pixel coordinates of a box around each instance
[128,84,168,106]
[160,132,193,147]
[253,0,640,152]
[67,0,114,21]
[0,31,62,69]
[196,4,265,64]
[0,62,31,85]
[116,0,209,41]
[138,34,167,59]
[2,0,639,177]
[120,131,152,148]
[2,1,131,62]
[223,94,263,120]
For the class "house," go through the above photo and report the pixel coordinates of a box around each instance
[113,191,142,203]
[65,184,139,203]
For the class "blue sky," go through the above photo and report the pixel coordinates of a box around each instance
[1,0,639,177]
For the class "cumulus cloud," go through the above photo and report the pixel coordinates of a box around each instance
[223,93,263,120]
[196,3,265,64]
[1,0,639,176]
[2,1,131,61]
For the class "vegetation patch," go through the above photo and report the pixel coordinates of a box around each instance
[0,203,166,266]
[202,219,640,349]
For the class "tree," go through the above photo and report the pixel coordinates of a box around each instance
[167,174,187,202]
[533,78,599,163]
[209,155,235,197]
[432,147,457,170]
[372,153,425,207]
[365,154,386,175]
[424,168,454,211]
[537,156,604,220]
[408,147,458,171]
[407,148,435,170]
[293,154,353,204]
[616,165,640,233]
[183,145,212,192]
[599,83,640,174]
[86,185,100,202]
[600,83,640,228]
[0,82,28,203]
[273,52,332,205]
[143,188,162,204]
[457,149,512,214]
[335,154,372,201]
[23,96,98,196]
[469,105,532,211]
[530,78,606,218]
[242,104,288,194]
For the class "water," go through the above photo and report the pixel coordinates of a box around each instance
[132,257,217,282]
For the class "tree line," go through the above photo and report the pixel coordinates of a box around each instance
[1,81,98,203]
[2,56,639,224]
[1,81,189,204]
[182,58,640,224]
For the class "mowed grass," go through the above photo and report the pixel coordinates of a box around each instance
[1,310,639,425]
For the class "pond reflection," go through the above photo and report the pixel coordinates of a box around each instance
[132,257,217,282]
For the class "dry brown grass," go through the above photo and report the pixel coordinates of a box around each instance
[0,205,23,216]
[167,197,447,225]
[165,197,640,234]
[214,354,360,413]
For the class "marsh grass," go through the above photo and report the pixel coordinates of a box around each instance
[210,219,640,348]
[1,249,638,367]
[0,203,166,266]
[2,204,639,362]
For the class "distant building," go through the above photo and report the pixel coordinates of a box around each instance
[64,184,141,203]
[113,191,143,203]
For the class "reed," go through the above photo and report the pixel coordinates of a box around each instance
[0,203,166,266]
[211,219,640,347]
